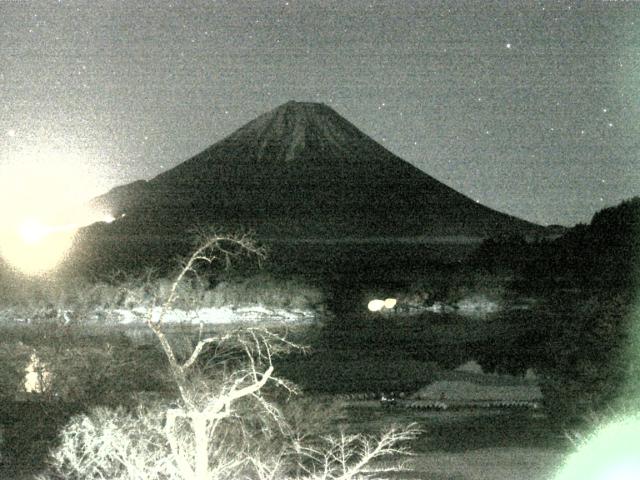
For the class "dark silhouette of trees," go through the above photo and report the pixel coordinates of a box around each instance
[471,198,640,423]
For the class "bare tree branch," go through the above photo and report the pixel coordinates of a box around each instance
[181,334,232,371]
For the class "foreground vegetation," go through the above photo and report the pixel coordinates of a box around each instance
[471,198,640,425]
[1,233,420,479]
[1,198,639,478]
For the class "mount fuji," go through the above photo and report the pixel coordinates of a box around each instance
[88,101,541,240]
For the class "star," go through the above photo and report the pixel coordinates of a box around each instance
[506,43,512,49]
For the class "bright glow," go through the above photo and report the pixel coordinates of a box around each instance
[0,143,111,275]
[18,218,49,245]
[368,298,397,312]
[368,299,385,312]
[24,352,51,394]
[384,298,397,309]
[554,414,640,480]
[1,223,78,275]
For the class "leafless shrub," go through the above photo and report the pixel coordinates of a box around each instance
[287,425,420,480]
[202,273,325,311]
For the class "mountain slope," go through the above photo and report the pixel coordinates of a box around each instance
[89,101,541,240]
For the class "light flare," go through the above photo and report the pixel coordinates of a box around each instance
[367,299,385,312]
[554,413,640,480]
[0,144,112,275]
[18,218,49,245]
[24,351,51,394]
[367,298,397,312]
[384,298,397,309]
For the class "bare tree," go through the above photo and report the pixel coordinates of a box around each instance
[142,232,295,479]
[41,231,419,480]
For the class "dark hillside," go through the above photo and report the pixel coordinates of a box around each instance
[470,198,640,423]
[471,197,640,291]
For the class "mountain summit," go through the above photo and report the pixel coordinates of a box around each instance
[90,101,541,241]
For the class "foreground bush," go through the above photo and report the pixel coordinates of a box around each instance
[39,401,417,480]
[204,273,325,311]
[1,261,325,318]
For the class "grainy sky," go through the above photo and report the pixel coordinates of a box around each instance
[2,0,639,226]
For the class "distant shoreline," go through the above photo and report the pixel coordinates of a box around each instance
[262,236,486,245]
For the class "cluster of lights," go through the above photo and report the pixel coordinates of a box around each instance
[367,298,397,312]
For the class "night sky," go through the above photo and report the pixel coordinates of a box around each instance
[2,1,639,227]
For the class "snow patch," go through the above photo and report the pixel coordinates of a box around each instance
[111,304,317,325]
